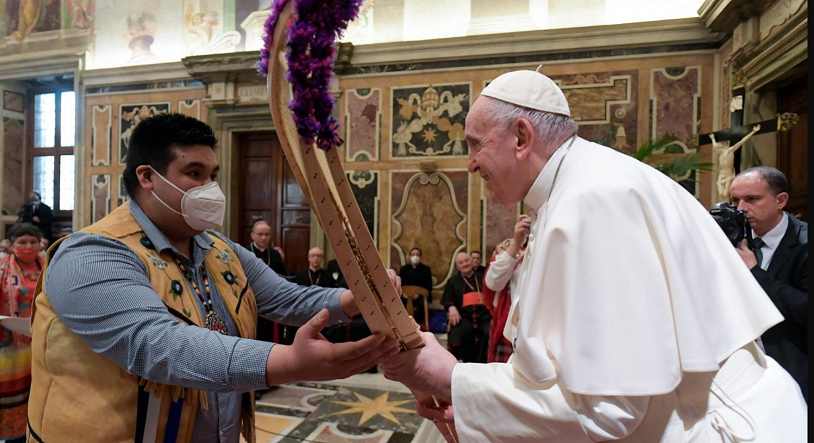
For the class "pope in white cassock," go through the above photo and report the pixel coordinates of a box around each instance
[380,70,807,442]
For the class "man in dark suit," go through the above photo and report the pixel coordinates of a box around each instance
[399,247,433,328]
[292,247,334,288]
[730,166,807,399]
[18,192,53,244]
[247,220,288,276]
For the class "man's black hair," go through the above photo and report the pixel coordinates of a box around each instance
[122,113,218,198]
[410,247,422,256]
[737,166,789,196]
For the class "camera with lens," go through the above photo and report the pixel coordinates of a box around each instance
[710,202,754,250]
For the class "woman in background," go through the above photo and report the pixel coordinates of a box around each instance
[0,223,44,443]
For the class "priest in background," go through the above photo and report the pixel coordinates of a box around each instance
[247,221,287,276]
[247,220,288,348]
[381,69,806,442]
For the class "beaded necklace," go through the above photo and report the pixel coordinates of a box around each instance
[174,257,228,335]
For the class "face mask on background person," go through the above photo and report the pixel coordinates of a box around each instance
[13,246,40,263]
[149,167,226,231]
[410,255,420,265]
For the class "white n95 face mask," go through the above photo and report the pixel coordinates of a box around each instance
[150,167,226,231]
[410,255,420,265]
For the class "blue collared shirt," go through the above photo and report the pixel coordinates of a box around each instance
[44,200,348,442]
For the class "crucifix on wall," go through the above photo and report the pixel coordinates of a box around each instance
[697,71,799,201]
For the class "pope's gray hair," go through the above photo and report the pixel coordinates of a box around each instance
[483,98,578,150]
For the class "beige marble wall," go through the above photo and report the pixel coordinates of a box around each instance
[0,82,27,239]
[339,53,717,297]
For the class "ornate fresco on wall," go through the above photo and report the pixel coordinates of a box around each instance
[347,170,378,243]
[390,171,468,288]
[2,118,25,215]
[91,104,111,166]
[5,0,63,40]
[345,88,381,162]
[390,84,470,159]
[90,173,110,223]
[119,102,169,164]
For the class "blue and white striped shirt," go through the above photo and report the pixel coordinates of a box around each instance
[44,200,348,442]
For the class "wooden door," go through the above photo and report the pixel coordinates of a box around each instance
[777,78,808,221]
[238,132,311,273]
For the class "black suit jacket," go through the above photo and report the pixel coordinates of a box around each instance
[18,201,54,241]
[292,268,335,288]
[751,213,807,397]
[399,262,434,302]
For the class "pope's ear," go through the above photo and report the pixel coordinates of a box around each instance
[514,117,535,160]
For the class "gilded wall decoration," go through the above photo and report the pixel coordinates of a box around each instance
[91,104,112,166]
[119,102,169,164]
[390,171,468,288]
[2,118,25,215]
[345,88,381,162]
[90,174,111,223]
[348,170,379,243]
[178,99,201,119]
[390,84,470,158]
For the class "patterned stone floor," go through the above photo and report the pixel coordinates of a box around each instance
[244,373,446,443]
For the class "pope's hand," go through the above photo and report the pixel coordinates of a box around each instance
[265,309,400,386]
[737,240,759,269]
[381,331,457,400]
[447,306,461,326]
[416,400,455,424]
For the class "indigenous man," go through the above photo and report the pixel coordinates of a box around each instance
[381,70,806,442]
[28,114,400,443]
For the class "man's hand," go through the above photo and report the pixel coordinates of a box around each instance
[507,215,531,258]
[265,309,400,386]
[447,306,461,326]
[381,331,457,400]
[737,240,759,269]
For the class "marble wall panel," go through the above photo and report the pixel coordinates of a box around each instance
[650,66,701,145]
[118,102,170,164]
[390,171,468,288]
[90,174,111,224]
[482,186,519,258]
[553,71,638,152]
[178,99,201,119]
[345,88,381,162]
[347,170,378,243]
[91,105,112,166]
[2,118,25,215]
[390,83,470,159]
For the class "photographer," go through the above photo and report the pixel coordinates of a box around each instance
[730,166,807,400]
[17,192,53,244]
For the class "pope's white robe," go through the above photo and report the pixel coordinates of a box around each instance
[452,137,807,442]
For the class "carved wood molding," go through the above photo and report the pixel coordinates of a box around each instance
[698,0,774,33]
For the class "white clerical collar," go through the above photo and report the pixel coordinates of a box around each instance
[754,212,788,250]
[252,243,267,252]
[523,137,574,211]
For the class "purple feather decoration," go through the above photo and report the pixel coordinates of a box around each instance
[259,0,365,151]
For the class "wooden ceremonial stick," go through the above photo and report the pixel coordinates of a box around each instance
[265,3,458,441]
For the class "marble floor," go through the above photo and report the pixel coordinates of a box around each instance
[244,373,447,443]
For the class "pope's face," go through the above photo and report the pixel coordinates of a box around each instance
[729,173,787,237]
[466,98,523,207]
